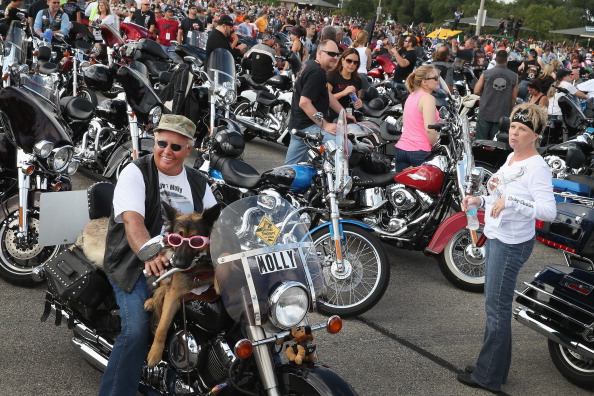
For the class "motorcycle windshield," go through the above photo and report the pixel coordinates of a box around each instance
[0,86,72,152]
[2,21,26,73]
[207,48,236,90]
[22,75,60,107]
[186,31,208,50]
[116,66,161,117]
[210,196,325,327]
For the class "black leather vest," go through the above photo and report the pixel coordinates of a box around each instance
[41,9,64,32]
[102,155,208,293]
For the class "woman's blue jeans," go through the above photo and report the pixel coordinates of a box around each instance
[471,237,535,392]
[98,277,152,396]
[394,147,430,172]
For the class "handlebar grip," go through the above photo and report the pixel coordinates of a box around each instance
[291,128,320,141]
[428,123,445,130]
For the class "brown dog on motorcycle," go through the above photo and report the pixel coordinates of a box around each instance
[143,202,221,367]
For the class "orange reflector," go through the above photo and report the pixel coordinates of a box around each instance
[318,145,325,153]
[327,315,342,334]
[334,239,342,260]
[53,182,63,191]
[536,237,576,253]
[24,164,36,175]
[2,74,8,81]
[18,207,23,227]
[234,339,253,359]
[33,50,39,57]
[64,52,70,57]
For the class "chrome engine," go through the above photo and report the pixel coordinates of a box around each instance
[360,184,435,233]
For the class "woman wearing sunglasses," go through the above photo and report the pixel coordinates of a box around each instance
[326,48,363,120]
[394,64,440,172]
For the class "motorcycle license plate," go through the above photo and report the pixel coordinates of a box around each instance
[255,250,298,275]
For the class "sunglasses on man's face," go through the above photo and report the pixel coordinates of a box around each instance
[322,50,340,58]
[156,140,189,152]
[344,58,360,65]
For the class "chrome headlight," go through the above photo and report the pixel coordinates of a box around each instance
[149,106,162,127]
[217,86,236,105]
[66,159,79,175]
[33,140,55,158]
[269,281,309,329]
[48,146,73,172]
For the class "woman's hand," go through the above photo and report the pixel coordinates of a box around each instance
[144,251,169,276]
[462,195,482,211]
[343,85,357,96]
[353,98,362,109]
[490,197,506,218]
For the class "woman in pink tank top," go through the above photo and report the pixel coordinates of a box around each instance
[395,65,441,172]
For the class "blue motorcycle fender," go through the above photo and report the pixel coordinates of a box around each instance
[278,363,359,395]
[103,138,154,178]
[309,219,373,237]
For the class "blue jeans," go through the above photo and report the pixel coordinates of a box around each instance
[394,147,429,172]
[98,277,152,396]
[471,237,535,392]
[285,123,351,165]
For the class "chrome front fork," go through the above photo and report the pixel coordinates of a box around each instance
[127,109,140,160]
[325,171,344,272]
[246,325,281,396]
[16,149,31,236]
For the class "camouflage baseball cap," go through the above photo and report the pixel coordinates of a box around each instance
[154,114,196,139]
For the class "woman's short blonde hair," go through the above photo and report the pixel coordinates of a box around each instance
[510,102,547,136]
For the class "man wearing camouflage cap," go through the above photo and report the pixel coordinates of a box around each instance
[99,114,216,396]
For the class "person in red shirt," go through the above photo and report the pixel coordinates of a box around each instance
[156,8,179,57]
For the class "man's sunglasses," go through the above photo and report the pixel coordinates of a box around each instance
[167,233,210,249]
[322,50,340,58]
[344,58,360,65]
[424,76,439,81]
[156,140,189,152]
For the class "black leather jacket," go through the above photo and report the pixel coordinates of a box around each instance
[102,155,208,293]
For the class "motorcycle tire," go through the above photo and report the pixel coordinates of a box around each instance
[437,227,485,293]
[548,340,594,389]
[109,146,154,183]
[310,223,390,317]
[76,87,98,107]
[0,206,61,287]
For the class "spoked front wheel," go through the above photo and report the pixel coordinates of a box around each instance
[437,227,485,292]
[310,223,390,317]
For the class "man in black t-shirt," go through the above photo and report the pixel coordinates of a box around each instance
[176,4,204,44]
[388,36,417,84]
[285,40,355,165]
[131,0,156,33]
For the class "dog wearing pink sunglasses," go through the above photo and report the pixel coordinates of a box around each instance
[144,201,221,367]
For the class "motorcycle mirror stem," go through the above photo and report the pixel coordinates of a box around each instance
[137,235,165,262]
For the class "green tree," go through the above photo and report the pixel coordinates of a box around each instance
[344,0,375,19]
[524,4,569,39]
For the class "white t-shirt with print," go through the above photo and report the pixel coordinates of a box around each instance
[113,163,217,228]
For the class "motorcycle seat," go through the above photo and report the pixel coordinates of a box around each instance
[60,96,95,120]
[144,60,169,77]
[245,75,268,91]
[565,174,594,192]
[351,167,396,187]
[473,139,510,151]
[360,102,386,118]
[211,154,261,189]
[256,90,277,106]
[39,62,59,75]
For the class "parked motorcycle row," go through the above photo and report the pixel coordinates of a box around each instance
[2,13,594,393]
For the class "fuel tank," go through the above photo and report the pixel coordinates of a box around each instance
[394,164,444,195]
[260,164,317,193]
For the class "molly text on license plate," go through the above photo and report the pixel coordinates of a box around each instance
[256,250,297,275]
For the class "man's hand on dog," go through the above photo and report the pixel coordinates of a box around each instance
[145,252,170,276]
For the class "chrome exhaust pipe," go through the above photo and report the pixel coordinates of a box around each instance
[234,116,277,134]
[372,212,431,239]
[71,337,109,372]
[514,308,594,360]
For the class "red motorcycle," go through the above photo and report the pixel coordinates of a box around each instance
[342,94,488,292]
[368,55,397,84]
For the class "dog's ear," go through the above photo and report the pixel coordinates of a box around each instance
[162,201,182,228]
[201,204,222,227]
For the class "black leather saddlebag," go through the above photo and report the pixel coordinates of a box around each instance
[45,247,110,309]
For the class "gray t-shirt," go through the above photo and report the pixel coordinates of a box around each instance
[478,65,518,123]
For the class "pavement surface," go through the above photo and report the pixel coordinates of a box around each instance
[1,138,592,395]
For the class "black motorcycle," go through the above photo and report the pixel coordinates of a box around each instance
[35,186,358,395]
[0,82,79,286]
[515,191,594,389]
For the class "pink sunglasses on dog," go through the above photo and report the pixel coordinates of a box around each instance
[167,233,210,249]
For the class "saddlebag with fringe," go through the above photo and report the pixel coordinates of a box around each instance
[45,247,110,309]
